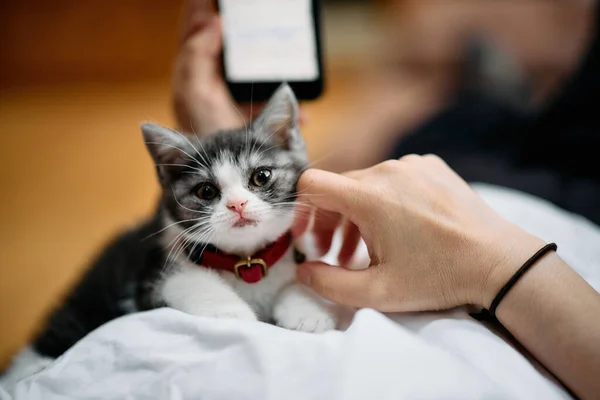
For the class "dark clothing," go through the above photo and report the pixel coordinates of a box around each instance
[391,7,600,226]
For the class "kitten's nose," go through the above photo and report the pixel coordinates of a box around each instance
[226,199,248,215]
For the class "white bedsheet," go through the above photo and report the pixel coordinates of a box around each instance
[2,183,599,400]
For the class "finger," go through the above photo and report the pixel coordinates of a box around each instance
[338,220,361,265]
[180,0,216,45]
[182,16,222,78]
[296,169,363,219]
[176,15,245,133]
[297,262,378,308]
[312,209,342,257]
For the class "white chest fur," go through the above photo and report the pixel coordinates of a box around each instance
[159,248,296,322]
[218,249,296,320]
[158,247,337,332]
[157,246,296,319]
[158,222,338,332]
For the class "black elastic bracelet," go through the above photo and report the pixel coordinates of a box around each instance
[471,242,558,322]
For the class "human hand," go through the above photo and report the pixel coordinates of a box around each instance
[172,0,243,135]
[293,155,545,312]
[172,0,305,135]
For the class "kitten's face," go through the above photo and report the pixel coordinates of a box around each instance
[143,84,307,254]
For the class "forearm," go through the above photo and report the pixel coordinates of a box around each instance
[490,251,600,399]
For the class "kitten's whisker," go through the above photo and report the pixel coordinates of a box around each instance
[171,225,215,266]
[245,82,255,160]
[253,143,283,160]
[252,116,295,155]
[169,125,210,168]
[224,95,250,145]
[170,186,205,214]
[143,217,207,240]
[270,200,314,205]
[251,206,312,215]
[287,191,328,199]
[292,186,323,195]
[173,207,214,215]
[162,223,203,269]
[250,106,273,155]
[170,231,198,264]
[155,163,203,173]
[249,204,306,212]
[193,233,217,267]
[188,123,211,170]
[181,171,202,176]
[184,227,216,264]
[188,115,210,166]
[231,99,248,131]
[250,91,275,155]
[213,226,223,260]
[166,223,213,267]
[145,141,206,169]
[163,221,206,250]
[162,220,213,256]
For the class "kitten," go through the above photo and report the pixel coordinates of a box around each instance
[1,84,337,387]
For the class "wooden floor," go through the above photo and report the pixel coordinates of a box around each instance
[0,82,161,365]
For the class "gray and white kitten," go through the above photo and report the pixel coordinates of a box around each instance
[1,84,337,387]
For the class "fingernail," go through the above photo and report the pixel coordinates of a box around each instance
[296,266,312,286]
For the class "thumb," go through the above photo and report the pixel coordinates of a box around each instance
[297,262,377,308]
[297,169,364,221]
[174,14,244,133]
[183,16,223,83]
[179,0,216,46]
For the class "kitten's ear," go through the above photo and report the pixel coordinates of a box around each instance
[254,83,304,150]
[141,123,189,165]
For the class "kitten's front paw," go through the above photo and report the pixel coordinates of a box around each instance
[191,303,258,322]
[274,301,337,333]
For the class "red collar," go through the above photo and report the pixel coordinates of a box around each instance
[188,232,292,284]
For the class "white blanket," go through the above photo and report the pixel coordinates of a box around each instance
[3,183,599,400]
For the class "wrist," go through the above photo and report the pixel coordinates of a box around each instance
[476,226,546,309]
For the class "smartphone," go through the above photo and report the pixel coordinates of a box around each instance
[218,0,324,103]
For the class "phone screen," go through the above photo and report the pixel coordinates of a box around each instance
[219,0,319,83]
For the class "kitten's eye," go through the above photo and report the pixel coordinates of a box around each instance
[251,168,272,187]
[196,183,219,201]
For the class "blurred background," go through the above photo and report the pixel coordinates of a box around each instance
[0,0,594,368]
